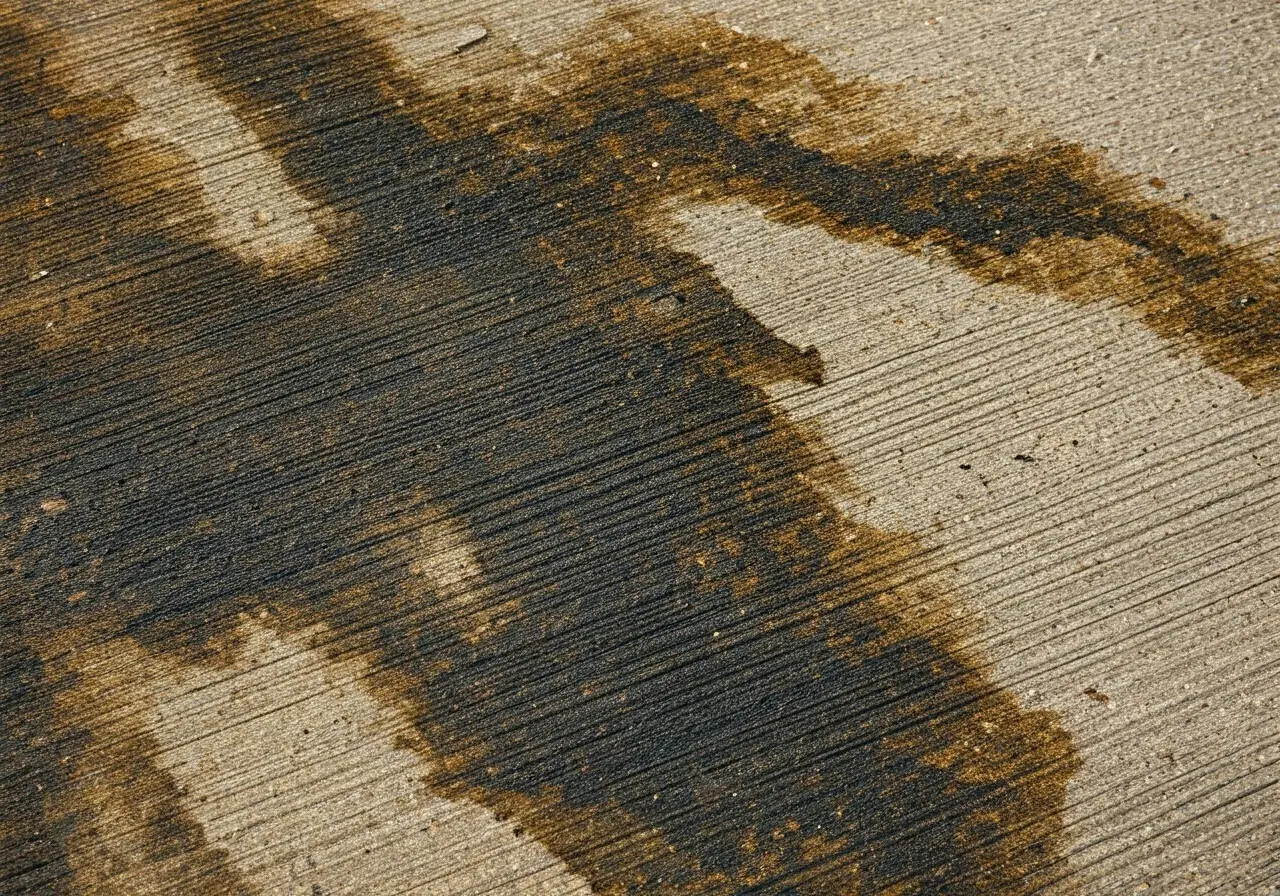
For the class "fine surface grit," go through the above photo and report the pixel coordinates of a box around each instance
[1,1,1276,894]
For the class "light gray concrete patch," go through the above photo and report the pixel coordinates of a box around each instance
[132,621,591,896]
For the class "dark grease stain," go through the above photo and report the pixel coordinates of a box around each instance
[2,2,1276,894]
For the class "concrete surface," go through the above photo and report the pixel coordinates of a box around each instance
[1,1,1275,894]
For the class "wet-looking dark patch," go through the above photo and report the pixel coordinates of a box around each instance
[1,2,1275,894]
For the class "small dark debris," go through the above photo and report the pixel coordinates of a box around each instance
[1083,687,1109,704]
[959,463,971,470]
[1013,454,1036,463]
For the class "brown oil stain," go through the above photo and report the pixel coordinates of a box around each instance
[37,630,257,895]
[39,0,331,269]
[1,1,1275,894]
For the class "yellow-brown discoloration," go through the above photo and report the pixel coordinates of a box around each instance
[3,1,1273,894]
[491,14,1277,390]
[35,622,594,895]
[15,0,329,268]
[39,635,255,895]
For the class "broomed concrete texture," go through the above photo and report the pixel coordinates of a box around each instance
[462,0,1280,888]
[661,2,1280,892]
[5,1,1276,893]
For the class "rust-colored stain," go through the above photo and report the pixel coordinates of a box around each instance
[1,2,1275,894]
